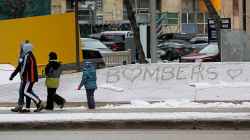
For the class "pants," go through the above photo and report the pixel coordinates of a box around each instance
[18,81,41,108]
[86,89,95,109]
[46,88,65,110]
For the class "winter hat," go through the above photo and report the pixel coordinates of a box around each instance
[49,52,58,61]
[22,43,32,55]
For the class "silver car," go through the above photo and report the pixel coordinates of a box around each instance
[81,38,112,68]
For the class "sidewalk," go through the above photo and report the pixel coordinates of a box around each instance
[0,107,250,130]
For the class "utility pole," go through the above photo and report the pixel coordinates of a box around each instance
[134,0,138,15]
[150,0,157,63]
[75,0,81,69]
[242,0,246,31]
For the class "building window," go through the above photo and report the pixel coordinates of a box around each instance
[96,0,103,11]
[137,0,149,8]
[188,13,195,23]
[66,0,74,10]
[161,12,179,25]
[181,12,208,34]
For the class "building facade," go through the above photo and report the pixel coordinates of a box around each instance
[102,0,123,23]
[100,0,222,33]
[50,0,247,33]
[247,0,250,32]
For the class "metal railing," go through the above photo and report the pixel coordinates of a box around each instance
[103,49,132,67]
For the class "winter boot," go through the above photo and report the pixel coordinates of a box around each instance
[20,108,31,113]
[11,105,23,112]
[59,99,66,109]
[34,101,44,112]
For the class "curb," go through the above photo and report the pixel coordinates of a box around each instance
[1,120,250,130]
[1,100,250,107]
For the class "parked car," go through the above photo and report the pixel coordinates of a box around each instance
[157,39,193,61]
[100,31,133,51]
[189,36,209,51]
[81,38,113,68]
[88,33,102,40]
[158,32,195,42]
[180,43,220,62]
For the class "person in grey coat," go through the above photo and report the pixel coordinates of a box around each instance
[77,61,97,109]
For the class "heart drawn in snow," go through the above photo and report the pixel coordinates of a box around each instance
[227,69,243,80]
[122,67,143,82]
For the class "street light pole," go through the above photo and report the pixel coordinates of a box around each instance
[242,0,246,31]
[75,0,80,69]
[150,0,157,63]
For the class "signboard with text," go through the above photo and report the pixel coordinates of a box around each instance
[208,18,231,42]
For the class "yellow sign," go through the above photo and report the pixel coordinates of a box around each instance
[0,13,81,74]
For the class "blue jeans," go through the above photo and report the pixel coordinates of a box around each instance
[86,89,95,109]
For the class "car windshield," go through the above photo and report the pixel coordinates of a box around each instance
[199,44,219,54]
[101,35,124,42]
[190,37,208,44]
[84,39,111,51]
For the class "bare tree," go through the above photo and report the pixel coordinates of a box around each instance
[203,0,221,58]
[5,0,27,18]
[124,0,147,63]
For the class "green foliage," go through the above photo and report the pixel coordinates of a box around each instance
[0,0,51,20]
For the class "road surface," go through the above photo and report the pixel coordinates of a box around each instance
[0,130,250,140]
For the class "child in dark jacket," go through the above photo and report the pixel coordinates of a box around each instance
[45,52,65,110]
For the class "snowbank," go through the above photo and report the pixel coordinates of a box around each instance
[1,63,250,102]
[0,64,20,85]
[0,112,249,123]
[101,100,250,109]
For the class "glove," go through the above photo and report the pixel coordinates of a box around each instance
[9,74,14,81]
[76,85,81,90]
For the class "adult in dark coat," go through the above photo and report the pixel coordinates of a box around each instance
[10,41,43,112]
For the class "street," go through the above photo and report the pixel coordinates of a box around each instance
[0,130,250,140]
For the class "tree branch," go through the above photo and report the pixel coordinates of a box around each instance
[124,0,147,63]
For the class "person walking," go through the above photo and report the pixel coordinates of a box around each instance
[9,40,43,112]
[77,61,97,109]
[45,52,65,110]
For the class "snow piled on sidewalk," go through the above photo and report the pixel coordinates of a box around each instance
[101,100,250,109]
[0,64,20,85]
[0,112,250,123]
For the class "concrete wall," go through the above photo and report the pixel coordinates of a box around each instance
[161,0,181,12]
[103,0,123,23]
[247,0,250,33]
[181,0,195,12]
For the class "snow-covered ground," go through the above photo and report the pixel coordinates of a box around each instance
[1,64,250,124]
[0,111,249,123]
[101,100,250,109]
[1,63,250,103]
[0,64,20,85]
